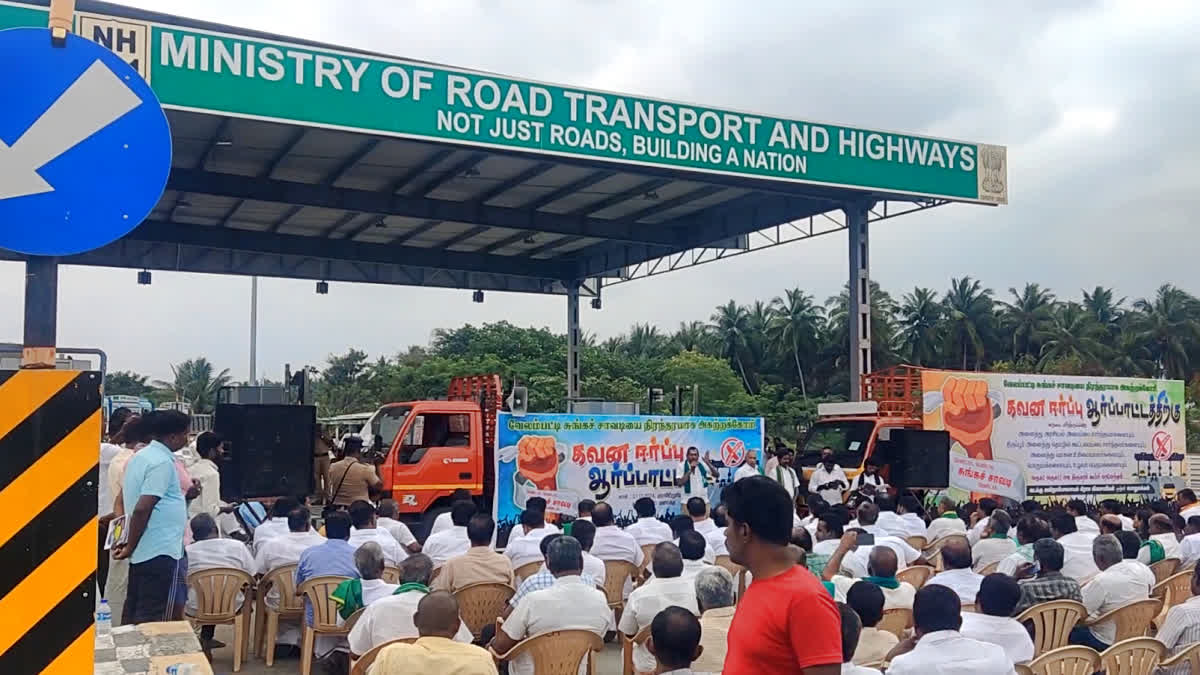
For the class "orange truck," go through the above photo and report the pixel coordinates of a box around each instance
[357,375,503,536]
[797,365,1188,504]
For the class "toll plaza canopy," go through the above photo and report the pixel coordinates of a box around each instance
[0,0,1008,298]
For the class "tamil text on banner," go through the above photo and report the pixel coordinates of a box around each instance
[920,370,1186,501]
[492,413,764,545]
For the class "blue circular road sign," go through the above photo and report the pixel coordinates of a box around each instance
[0,27,171,256]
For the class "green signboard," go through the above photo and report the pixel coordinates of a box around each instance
[0,1,1007,204]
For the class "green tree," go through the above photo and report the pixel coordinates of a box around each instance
[768,288,823,399]
[104,370,154,397]
[998,283,1055,359]
[626,323,671,360]
[1130,284,1200,380]
[1082,286,1126,338]
[670,321,712,354]
[1037,302,1106,371]
[709,300,755,392]
[153,357,232,413]
[897,287,942,366]
[659,351,744,415]
[942,277,995,370]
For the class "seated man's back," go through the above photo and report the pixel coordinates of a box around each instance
[618,543,700,673]
[348,553,473,655]
[433,514,514,592]
[370,590,498,675]
[886,585,1016,675]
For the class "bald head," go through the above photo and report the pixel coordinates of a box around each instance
[414,591,462,638]
[940,535,972,571]
[857,502,879,526]
[868,545,898,578]
[1149,514,1174,535]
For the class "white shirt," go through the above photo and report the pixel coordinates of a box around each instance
[733,463,760,482]
[377,517,417,549]
[926,567,984,605]
[960,612,1035,664]
[808,464,849,504]
[429,510,454,536]
[625,517,673,547]
[252,517,291,553]
[1157,595,1200,675]
[347,526,407,566]
[1118,514,1134,531]
[874,511,909,538]
[184,536,256,613]
[831,576,916,610]
[771,465,801,500]
[254,529,327,608]
[426,525,472,568]
[898,512,928,538]
[187,457,223,520]
[1081,559,1155,645]
[619,575,700,672]
[1075,515,1100,535]
[925,516,967,543]
[1179,533,1200,567]
[347,590,473,655]
[581,551,607,586]
[968,516,990,546]
[591,525,645,566]
[680,558,709,581]
[1137,532,1181,565]
[845,534,920,574]
[842,663,883,675]
[814,538,840,556]
[886,630,1016,675]
[996,547,1033,577]
[693,519,729,559]
[973,537,1017,571]
[850,472,889,495]
[1058,531,1100,582]
[1181,504,1200,522]
[503,576,614,675]
[360,578,399,606]
[98,443,122,515]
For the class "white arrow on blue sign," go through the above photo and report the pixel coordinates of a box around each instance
[0,27,171,256]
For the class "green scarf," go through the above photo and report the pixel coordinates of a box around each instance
[821,580,836,598]
[940,512,961,520]
[330,578,363,620]
[681,461,712,494]
[395,582,429,595]
[862,575,900,590]
[1141,539,1165,564]
[989,532,1010,540]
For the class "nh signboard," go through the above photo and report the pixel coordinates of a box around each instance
[0,1,1007,205]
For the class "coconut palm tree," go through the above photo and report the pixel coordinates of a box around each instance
[768,288,824,399]
[998,283,1055,359]
[1130,284,1200,380]
[1082,285,1126,337]
[671,320,711,354]
[154,357,232,414]
[897,287,943,366]
[942,277,995,370]
[1037,302,1107,370]
[710,300,754,392]
[626,323,669,359]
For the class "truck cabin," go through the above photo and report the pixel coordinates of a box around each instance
[794,401,921,484]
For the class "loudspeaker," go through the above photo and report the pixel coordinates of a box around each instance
[214,404,316,501]
[884,429,950,490]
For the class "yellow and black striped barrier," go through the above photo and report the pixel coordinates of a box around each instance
[0,369,101,673]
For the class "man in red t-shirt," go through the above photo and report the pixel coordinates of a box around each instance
[723,475,842,674]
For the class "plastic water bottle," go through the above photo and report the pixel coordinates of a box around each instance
[96,598,112,629]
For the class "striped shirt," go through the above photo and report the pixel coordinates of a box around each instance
[1157,596,1200,675]
[1014,571,1082,615]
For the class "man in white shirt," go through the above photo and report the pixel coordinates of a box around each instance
[1067,499,1100,536]
[838,602,885,675]
[346,500,407,566]
[925,496,968,543]
[1178,516,1200,567]
[1050,512,1099,583]
[503,506,560,571]
[674,446,717,508]
[1099,500,1134,531]
[1178,489,1200,522]
[808,447,848,505]
[590,502,645,567]
[492,536,614,675]
[253,507,325,649]
[967,498,997,547]
[686,497,728,559]
[575,499,595,524]
[569,520,607,586]
[1156,567,1200,675]
[770,448,802,501]
[1137,513,1181,564]
[848,457,889,501]
[253,496,302,554]
[996,515,1051,577]
[348,553,473,656]
[732,450,761,482]
[927,536,984,605]
[814,514,845,556]
[885,585,1017,675]
[960,574,1035,665]
[619,543,700,673]
[186,432,240,536]
[873,495,909,538]
[827,543,917,611]
[349,542,400,607]
[896,496,928,539]
[851,502,922,573]
[625,497,673,547]
[972,510,1016,571]
[376,499,421,554]
[184,514,256,651]
[428,489,473,537]
[1071,534,1154,650]
[426,500,477,568]
[676,531,711,581]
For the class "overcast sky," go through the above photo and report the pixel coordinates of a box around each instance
[2,0,1197,381]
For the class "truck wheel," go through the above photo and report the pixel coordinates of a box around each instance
[420,506,450,542]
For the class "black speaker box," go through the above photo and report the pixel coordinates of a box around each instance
[885,429,950,490]
[214,404,315,501]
